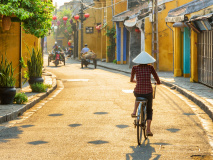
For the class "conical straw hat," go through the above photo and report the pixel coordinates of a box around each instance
[132,51,156,64]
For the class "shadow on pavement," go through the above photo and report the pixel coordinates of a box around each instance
[116,125,129,129]
[21,125,35,128]
[69,124,82,128]
[28,140,48,145]
[48,113,64,116]
[0,127,23,143]
[88,140,109,145]
[126,139,161,160]
[93,112,108,115]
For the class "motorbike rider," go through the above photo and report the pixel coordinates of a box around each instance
[53,44,63,63]
[81,43,90,54]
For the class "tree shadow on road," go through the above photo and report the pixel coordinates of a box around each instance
[126,139,161,160]
[0,126,23,143]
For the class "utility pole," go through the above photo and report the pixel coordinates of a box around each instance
[152,0,159,71]
[79,1,86,51]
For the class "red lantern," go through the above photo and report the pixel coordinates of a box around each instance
[74,15,79,20]
[68,42,71,46]
[135,28,140,33]
[84,13,90,18]
[96,25,100,30]
[63,16,68,21]
[52,15,57,20]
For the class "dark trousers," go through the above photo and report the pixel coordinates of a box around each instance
[134,92,153,120]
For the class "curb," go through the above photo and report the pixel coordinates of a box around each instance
[0,72,57,124]
[97,64,213,121]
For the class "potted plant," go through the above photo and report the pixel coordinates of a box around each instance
[26,48,44,86]
[0,55,16,104]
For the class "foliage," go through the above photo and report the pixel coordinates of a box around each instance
[113,59,117,64]
[0,0,54,38]
[106,26,116,62]
[14,92,28,104]
[27,48,43,78]
[0,54,16,87]
[30,83,48,92]
[54,8,73,39]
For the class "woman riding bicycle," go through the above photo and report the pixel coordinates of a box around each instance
[130,51,161,136]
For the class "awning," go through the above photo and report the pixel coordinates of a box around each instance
[112,3,148,22]
[165,0,213,22]
[124,17,137,27]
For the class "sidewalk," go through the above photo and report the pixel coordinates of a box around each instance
[97,61,213,120]
[0,71,57,124]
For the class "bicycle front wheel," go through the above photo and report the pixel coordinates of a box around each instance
[137,112,143,145]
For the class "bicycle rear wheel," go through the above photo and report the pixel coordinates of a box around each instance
[143,105,147,140]
[137,112,143,145]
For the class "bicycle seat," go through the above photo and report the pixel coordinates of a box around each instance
[136,97,148,102]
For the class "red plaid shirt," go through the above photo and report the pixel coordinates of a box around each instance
[130,64,160,94]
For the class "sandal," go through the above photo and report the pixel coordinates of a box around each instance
[146,131,153,136]
[131,113,137,118]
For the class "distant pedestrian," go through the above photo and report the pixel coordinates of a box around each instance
[130,51,161,136]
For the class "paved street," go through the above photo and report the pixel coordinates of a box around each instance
[0,56,212,159]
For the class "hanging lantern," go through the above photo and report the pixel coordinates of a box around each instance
[63,16,68,21]
[84,13,90,18]
[52,15,57,20]
[74,15,79,20]
[135,28,140,33]
[96,26,100,30]
[57,21,61,26]
[68,42,71,46]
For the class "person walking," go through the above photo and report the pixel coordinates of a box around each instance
[130,51,161,136]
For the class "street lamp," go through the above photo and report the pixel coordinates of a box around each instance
[74,2,90,51]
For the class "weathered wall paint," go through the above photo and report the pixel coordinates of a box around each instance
[0,22,21,87]
[145,0,192,71]
[190,29,198,82]
[126,27,141,68]
[0,21,41,88]
[21,27,41,87]
[174,27,182,77]
[77,0,127,61]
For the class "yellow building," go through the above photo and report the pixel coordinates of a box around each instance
[74,0,127,62]
[0,20,41,88]
[165,0,213,88]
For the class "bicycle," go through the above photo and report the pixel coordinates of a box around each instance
[133,83,156,145]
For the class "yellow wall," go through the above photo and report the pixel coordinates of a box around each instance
[21,27,41,86]
[190,29,198,82]
[0,22,21,87]
[144,0,192,71]
[0,19,41,88]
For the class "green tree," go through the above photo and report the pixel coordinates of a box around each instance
[0,0,54,38]
[55,8,73,40]
[106,26,116,62]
